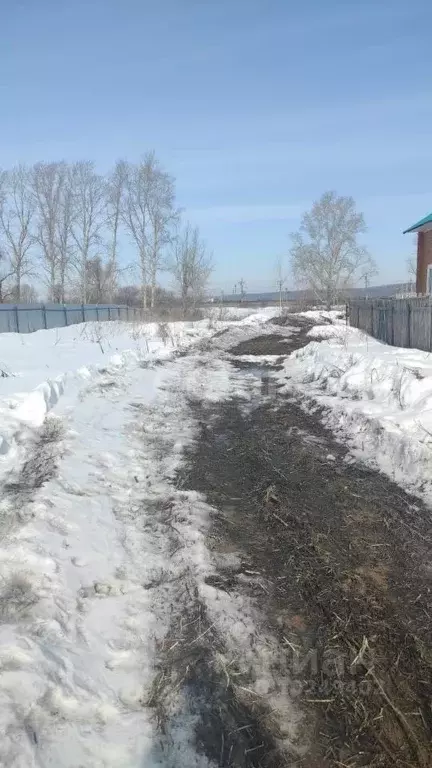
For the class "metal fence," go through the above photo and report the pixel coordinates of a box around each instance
[348,297,432,351]
[0,303,143,334]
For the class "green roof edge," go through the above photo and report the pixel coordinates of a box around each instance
[403,211,432,234]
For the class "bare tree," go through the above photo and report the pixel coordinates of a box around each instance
[70,161,105,303]
[275,255,287,314]
[56,165,75,302]
[290,191,376,309]
[32,161,66,300]
[114,284,141,307]
[105,160,127,301]
[122,155,152,310]
[0,247,15,302]
[0,166,35,300]
[122,153,178,310]
[171,223,212,316]
[147,159,178,309]
[16,283,38,303]
[238,278,247,302]
[85,255,112,303]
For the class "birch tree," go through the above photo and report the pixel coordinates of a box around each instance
[290,191,376,308]
[32,161,65,300]
[0,166,35,300]
[105,160,127,301]
[275,255,287,314]
[171,223,212,316]
[70,161,105,303]
[122,157,152,309]
[147,161,177,309]
[122,153,177,310]
[55,165,75,302]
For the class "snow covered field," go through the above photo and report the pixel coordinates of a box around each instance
[0,309,282,767]
[281,319,432,502]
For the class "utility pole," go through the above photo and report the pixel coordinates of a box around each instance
[277,278,283,315]
[238,278,246,303]
[364,274,369,299]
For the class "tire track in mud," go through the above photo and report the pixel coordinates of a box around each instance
[143,324,308,768]
[0,416,64,535]
[176,321,432,768]
[0,416,64,644]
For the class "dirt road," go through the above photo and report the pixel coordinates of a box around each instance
[172,317,432,767]
[1,313,431,768]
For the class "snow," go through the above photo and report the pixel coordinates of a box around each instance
[0,308,296,767]
[0,318,248,484]
[281,320,432,501]
[297,308,346,323]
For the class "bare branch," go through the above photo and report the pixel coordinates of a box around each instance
[290,191,377,308]
[105,159,127,301]
[170,223,212,316]
[32,161,66,300]
[0,166,35,300]
[70,161,106,303]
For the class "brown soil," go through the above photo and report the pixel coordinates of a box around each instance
[179,321,432,767]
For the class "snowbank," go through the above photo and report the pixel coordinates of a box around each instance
[297,308,346,324]
[0,310,277,482]
[0,321,206,479]
[282,323,432,502]
[0,310,283,766]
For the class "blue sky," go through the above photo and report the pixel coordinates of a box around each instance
[2,0,432,292]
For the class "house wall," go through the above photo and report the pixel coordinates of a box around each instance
[416,231,432,293]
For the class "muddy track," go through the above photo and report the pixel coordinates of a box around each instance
[179,321,432,767]
[0,417,64,535]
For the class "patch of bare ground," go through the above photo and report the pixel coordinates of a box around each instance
[0,417,64,535]
[178,330,432,767]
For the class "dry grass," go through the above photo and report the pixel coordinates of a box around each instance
[179,321,432,767]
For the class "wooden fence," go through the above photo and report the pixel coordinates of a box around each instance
[348,297,432,351]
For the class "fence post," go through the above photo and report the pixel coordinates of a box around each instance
[42,303,47,330]
[391,303,395,346]
[370,302,373,334]
[96,306,99,321]
[64,304,68,326]
[126,305,129,321]
[81,304,85,323]
[15,305,20,333]
[117,305,121,321]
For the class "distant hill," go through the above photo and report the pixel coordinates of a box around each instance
[215,284,413,303]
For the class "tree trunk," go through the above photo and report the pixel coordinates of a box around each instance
[16,273,21,302]
[182,287,188,317]
[150,259,157,309]
[50,262,56,302]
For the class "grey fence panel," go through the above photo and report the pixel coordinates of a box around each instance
[63,305,83,326]
[45,306,62,330]
[410,299,431,351]
[349,297,432,352]
[0,303,132,335]
[26,307,44,333]
[97,307,110,321]
[358,302,373,335]
[0,310,13,333]
[393,301,410,347]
